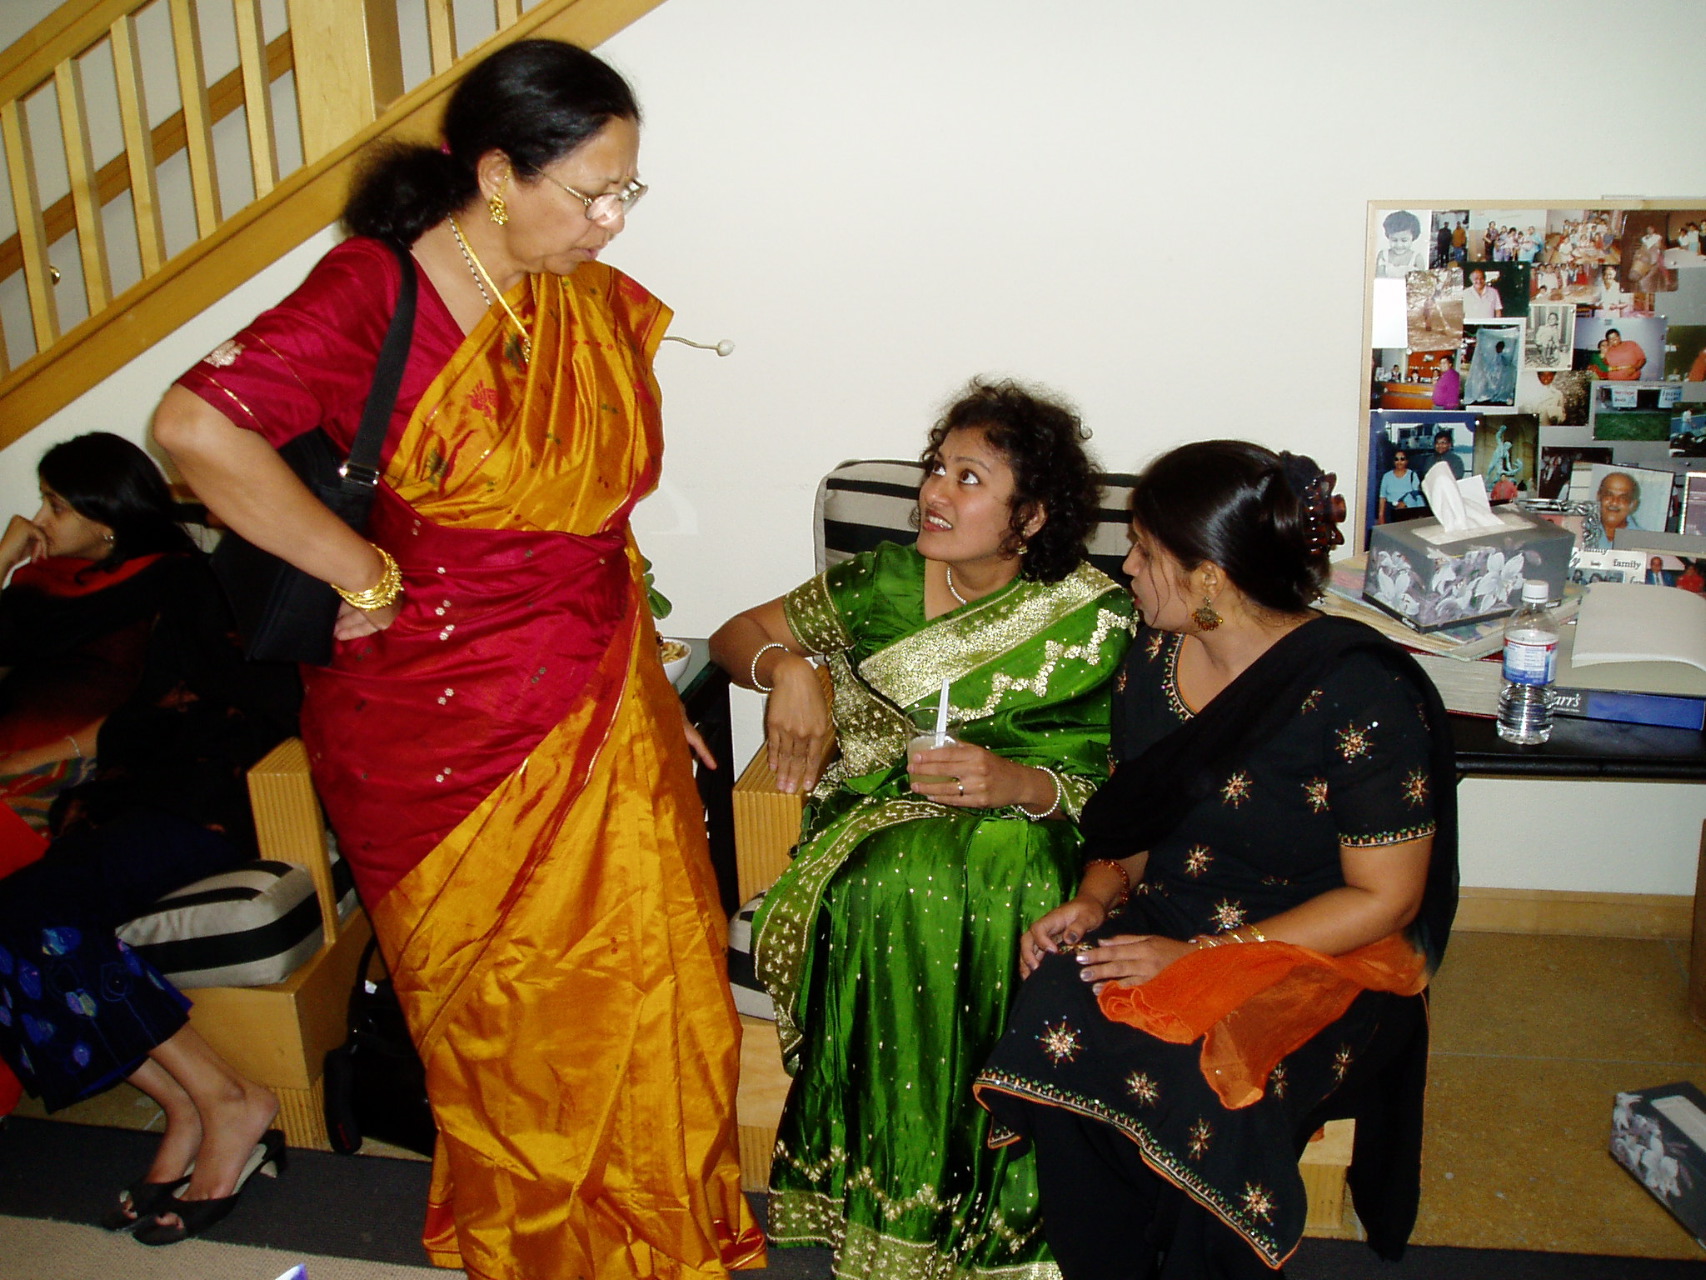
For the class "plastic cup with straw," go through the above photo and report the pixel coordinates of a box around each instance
[907,678,958,786]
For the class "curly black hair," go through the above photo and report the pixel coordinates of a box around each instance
[919,379,1101,583]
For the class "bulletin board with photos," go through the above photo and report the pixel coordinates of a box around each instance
[1358,201,1706,596]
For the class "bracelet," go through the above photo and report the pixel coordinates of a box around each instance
[65,734,82,759]
[332,544,403,611]
[1015,767,1063,820]
[1082,857,1130,910]
[749,642,790,692]
[1193,923,1270,948]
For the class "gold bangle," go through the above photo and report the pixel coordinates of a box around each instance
[333,544,403,611]
[1247,923,1268,943]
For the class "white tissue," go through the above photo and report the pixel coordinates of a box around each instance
[1421,466,1507,534]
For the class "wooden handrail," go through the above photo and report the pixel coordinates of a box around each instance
[0,0,667,450]
[0,34,296,284]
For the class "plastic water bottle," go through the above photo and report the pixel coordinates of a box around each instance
[1497,581,1559,745]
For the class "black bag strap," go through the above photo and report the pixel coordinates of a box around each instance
[338,239,418,494]
[345,934,386,1032]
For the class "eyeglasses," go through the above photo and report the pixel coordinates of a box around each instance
[531,171,647,227]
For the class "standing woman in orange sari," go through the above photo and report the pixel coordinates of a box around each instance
[152,40,761,1280]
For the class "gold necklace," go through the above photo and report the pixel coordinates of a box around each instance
[447,216,531,364]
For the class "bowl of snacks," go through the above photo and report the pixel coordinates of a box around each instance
[658,636,692,686]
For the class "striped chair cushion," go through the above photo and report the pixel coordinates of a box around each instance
[814,459,1137,581]
[117,851,358,989]
[727,891,774,1020]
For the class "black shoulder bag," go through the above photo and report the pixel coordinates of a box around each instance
[323,934,437,1157]
[212,239,418,665]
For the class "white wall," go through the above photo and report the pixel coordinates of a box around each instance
[4,0,1703,894]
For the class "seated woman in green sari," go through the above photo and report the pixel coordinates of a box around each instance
[711,380,1133,1279]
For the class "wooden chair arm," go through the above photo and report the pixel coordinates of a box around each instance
[246,737,339,945]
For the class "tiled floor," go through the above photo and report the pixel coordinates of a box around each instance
[1417,931,1706,1259]
[15,931,1706,1261]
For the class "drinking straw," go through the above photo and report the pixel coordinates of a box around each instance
[933,678,951,747]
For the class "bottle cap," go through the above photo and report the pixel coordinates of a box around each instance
[1520,580,1549,604]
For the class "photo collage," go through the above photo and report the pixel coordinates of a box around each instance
[1366,205,1706,595]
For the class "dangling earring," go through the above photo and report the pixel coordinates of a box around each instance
[1016,541,1028,557]
[488,190,509,226]
[1192,596,1222,631]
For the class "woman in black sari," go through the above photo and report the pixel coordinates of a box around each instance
[975,441,1457,1278]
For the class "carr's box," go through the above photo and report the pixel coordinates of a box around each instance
[1362,510,1573,632]
[1611,1082,1706,1244]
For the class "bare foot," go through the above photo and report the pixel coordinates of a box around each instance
[170,1080,279,1208]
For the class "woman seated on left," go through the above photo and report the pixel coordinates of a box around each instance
[711,379,1132,1277]
[0,434,198,831]
[0,452,300,1245]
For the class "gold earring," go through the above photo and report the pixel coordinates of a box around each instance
[488,191,509,226]
[1192,597,1222,631]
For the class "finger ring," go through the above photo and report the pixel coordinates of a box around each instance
[957,780,965,795]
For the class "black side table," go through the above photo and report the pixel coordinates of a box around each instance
[678,639,739,917]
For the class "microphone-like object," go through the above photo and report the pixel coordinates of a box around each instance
[662,335,735,356]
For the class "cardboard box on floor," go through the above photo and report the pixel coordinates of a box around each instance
[1611,1081,1706,1244]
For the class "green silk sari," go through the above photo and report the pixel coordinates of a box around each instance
[753,542,1133,1279]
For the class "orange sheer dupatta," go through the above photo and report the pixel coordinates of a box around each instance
[1097,934,1428,1109]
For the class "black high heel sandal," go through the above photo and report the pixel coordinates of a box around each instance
[100,1172,191,1232]
[133,1128,287,1246]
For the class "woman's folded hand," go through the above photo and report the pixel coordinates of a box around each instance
[1073,933,1195,992]
[1018,898,1107,978]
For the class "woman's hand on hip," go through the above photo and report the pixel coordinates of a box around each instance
[1018,898,1108,979]
[333,599,399,641]
[1074,933,1195,992]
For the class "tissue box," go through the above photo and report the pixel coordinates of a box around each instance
[1611,1083,1706,1243]
[1362,511,1573,632]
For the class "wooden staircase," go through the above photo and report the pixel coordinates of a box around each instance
[0,0,664,452]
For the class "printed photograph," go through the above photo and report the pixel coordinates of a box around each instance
[1619,217,1678,293]
[1515,369,1589,426]
[1544,209,1623,267]
[1523,302,1575,370]
[1672,413,1706,457]
[1363,411,1481,536]
[1530,261,1602,305]
[1665,324,1706,382]
[1376,209,1432,278]
[1592,381,1685,443]
[1683,472,1706,536]
[1469,212,1546,264]
[1569,547,1646,585]
[1405,267,1464,351]
[1624,549,1706,594]
[1573,315,1667,382]
[1664,211,1706,270]
[1432,209,1470,269]
[1473,416,1538,503]
[1584,463,1675,548]
[1594,264,1655,317]
[1460,263,1528,320]
[1460,321,1523,406]
[1536,446,1612,501]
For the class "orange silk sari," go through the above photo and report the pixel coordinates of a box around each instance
[301,263,761,1278]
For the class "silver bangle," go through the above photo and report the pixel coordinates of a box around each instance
[749,642,790,692]
[1015,766,1063,820]
[65,734,83,759]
